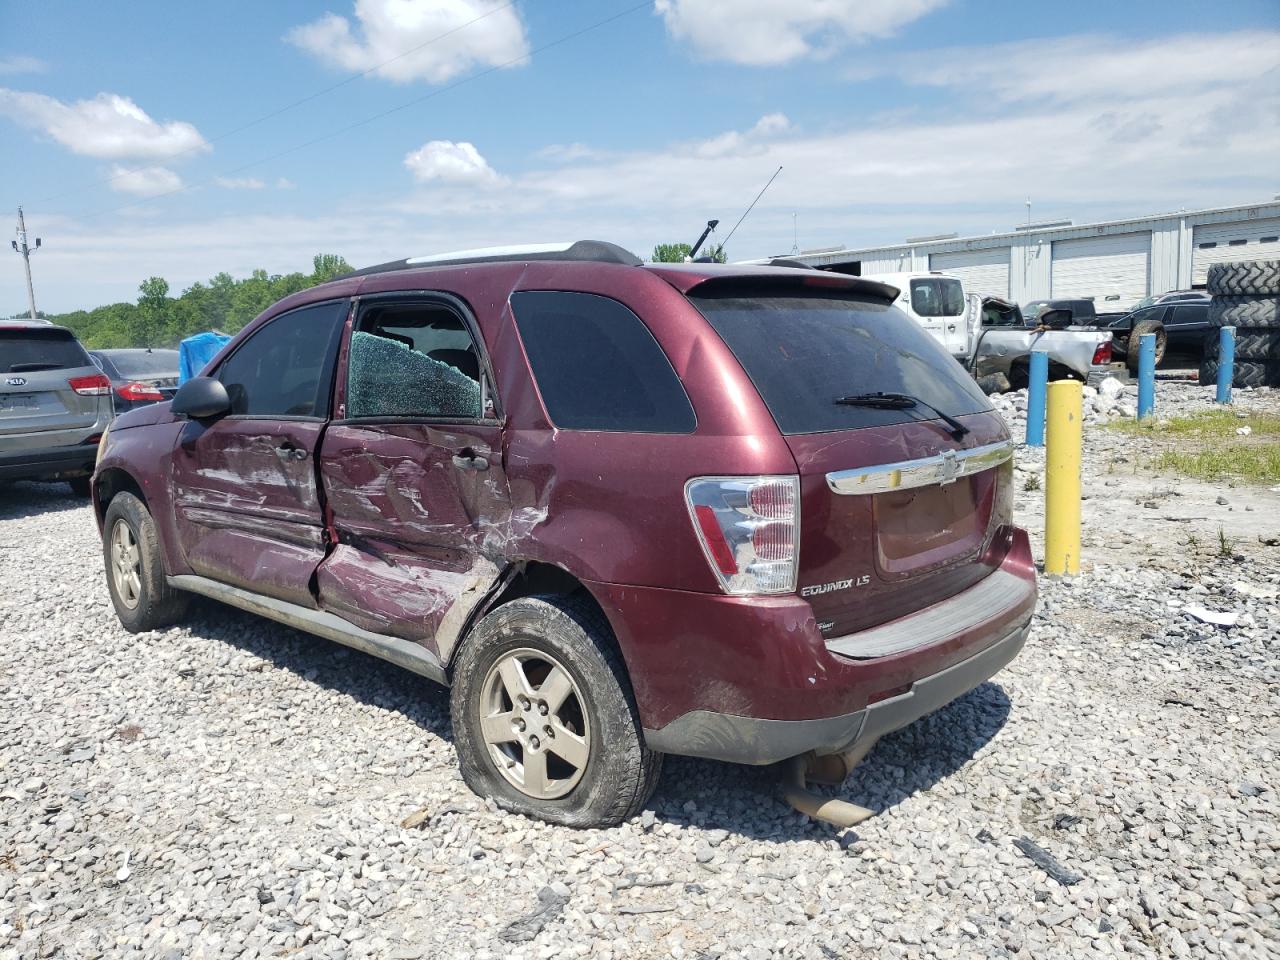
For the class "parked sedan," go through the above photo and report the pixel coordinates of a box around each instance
[89,349,180,412]
[1103,301,1213,366]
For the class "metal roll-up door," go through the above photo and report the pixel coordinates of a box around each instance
[1051,232,1151,311]
[1191,217,1280,286]
[928,248,1010,298]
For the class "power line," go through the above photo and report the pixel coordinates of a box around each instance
[33,0,520,206]
[69,0,651,224]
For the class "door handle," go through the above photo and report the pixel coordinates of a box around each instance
[452,450,489,471]
[275,444,308,461]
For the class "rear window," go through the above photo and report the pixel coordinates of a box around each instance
[107,350,179,378]
[690,291,991,436]
[910,278,964,317]
[0,329,91,373]
[510,291,695,433]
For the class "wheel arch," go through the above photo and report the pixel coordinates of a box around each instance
[93,466,148,527]
[448,560,623,672]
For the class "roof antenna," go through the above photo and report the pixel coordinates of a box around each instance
[721,165,783,254]
[791,211,799,255]
[687,219,720,260]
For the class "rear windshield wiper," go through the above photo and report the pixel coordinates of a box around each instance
[8,362,63,373]
[834,391,970,439]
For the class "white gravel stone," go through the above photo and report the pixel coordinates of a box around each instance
[0,381,1276,959]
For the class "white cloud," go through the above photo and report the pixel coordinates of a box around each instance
[276,177,297,189]
[856,30,1280,106]
[12,32,1277,314]
[695,111,791,158]
[215,176,267,190]
[0,55,46,75]
[109,165,182,196]
[287,0,529,84]
[404,139,503,184]
[0,88,208,159]
[654,0,948,65]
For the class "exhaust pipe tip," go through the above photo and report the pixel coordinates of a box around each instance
[781,753,876,829]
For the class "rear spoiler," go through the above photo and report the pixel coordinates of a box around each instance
[646,263,900,302]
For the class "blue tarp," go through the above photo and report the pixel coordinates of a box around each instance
[178,331,232,384]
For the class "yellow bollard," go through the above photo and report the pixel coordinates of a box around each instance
[1044,380,1082,577]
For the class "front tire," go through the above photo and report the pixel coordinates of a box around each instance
[450,595,661,828]
[102,492,189,633]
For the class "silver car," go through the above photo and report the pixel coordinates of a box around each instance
[0,321,113,495]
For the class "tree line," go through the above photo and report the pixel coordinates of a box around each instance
[17,245,723,350]
[17,254,353,349]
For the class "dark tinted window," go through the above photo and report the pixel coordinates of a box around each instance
[347,302,482,419]
[1169,304,1208,326]
[690,291,991,435]
[910,278,964,317]
[107,349,180,378]
[1,329,91,373]
[218,301,346,417]
[511,291,694,433]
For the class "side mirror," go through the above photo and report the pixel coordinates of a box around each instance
[171,376,231,420]
[1038,308,1072,329]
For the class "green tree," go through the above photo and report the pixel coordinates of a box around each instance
[43,253,352,348]
[311,253,352,282]
[651,242,692,263]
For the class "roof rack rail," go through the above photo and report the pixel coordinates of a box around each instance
[341,240,642,278]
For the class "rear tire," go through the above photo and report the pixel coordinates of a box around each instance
[450,594,662,828]
[1126,320,1166,372]
[102,492,189,633]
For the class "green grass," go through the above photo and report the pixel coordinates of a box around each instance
[1150,446,1280,484]
[1107,409,1280,484]
[1106,408,1280,438]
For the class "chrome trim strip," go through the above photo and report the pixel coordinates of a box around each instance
[825,440,1012,495]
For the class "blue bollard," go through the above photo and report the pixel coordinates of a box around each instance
[1216,326,1235,404]
[1137,333,1156,420]
[1025,350,1048,446]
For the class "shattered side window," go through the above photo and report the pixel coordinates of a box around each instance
[347,330,482,419]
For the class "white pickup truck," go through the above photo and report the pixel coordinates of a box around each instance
[865,271,1115,390]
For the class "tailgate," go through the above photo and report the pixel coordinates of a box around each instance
[1,328,106,443]
[683,284,1016,642]
[788,421,1014,638]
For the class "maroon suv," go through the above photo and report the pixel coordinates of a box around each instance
[93,241,1035,827]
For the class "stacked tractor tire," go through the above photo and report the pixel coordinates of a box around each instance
[1201,259,1280,388]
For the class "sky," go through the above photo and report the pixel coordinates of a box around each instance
[1,0,1278,314]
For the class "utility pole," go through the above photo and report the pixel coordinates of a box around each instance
[11,207,41,320]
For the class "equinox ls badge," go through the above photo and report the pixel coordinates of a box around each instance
[801,575,870,597]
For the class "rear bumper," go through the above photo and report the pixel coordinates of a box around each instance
[0,442,98,482]
[643,621,1028,765]
[589,525,1036,765]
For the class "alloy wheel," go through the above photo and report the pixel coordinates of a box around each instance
[110,519,142,610]
[479,647,591,800]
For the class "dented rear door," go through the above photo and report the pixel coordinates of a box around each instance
[315,294,511,659]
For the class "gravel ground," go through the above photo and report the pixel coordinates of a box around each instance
[2,382,1277,960]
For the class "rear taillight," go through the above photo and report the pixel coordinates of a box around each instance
[117,381,164,402]
[1092,341,1112,366]
[685,476,799,595]
[68,373,112,396]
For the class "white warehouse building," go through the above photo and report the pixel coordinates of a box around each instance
[785,200,1280,312]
